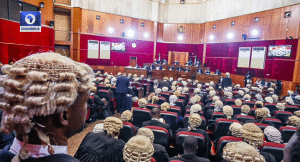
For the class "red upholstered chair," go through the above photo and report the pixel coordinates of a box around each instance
[97,89,117,109]
[207,97,213,104]
[145,126,169,149]
[236,115,255,123]
[265,118,282,129]
[119,122,136,143]
[161,92,171,102]
[211,112,226,120]
[231,106,241,115]
[158,97,167,105]
[132,108,151,127]
[169,106,181,117]
[179,94,187,103]
[131,82,141,87]
[132,101,139,107]
[170,160,184,162]
[97,84,106,90]
[254,123,269,131]
[280,126,297,143]
[216,136,242,157]
[215,119,239,139]
[183,114,206,130]
[175,99,185,116]
[244,101,255,108]
[285,105,300,114]
[175,131,206,157]
[274,111,293,124]
[265,103,278,113]
[160,111,179,131]
[225,99,236,106]
[259,142,285,162]
[146,104,160,111]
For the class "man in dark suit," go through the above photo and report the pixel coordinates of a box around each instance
[187,59,193,66]
[169,66,175,70]
[184,67,191,72]
[116,73,130,113]
[196,68,203,74]
[160,77,170,88]
[215,69,221,75]
[162,58,167,65]
[194,60,201,67]
[174,60,179,65]
[142,108,172,137]
[170,136,210,162]
[177,66,183,71]
[244,71,252,86]
[221,73,232,88]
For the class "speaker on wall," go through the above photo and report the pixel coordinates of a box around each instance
[242,34,247,40]
[49,21,54,27]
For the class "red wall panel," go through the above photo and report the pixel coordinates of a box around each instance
[205,39,298,81]
[0,19,55,64]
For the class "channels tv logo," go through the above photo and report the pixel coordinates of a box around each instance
[20,11,41,32]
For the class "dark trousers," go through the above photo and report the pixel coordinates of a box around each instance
[117,93,126,113]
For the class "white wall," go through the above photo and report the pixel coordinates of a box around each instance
[71,0,300,23]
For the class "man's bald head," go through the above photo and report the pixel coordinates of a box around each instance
[151,108,160,119]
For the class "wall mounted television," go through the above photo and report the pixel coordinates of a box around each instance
[268,45,292,57]
[111,42,125,52]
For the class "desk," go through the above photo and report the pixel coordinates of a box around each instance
[124,68,148,76]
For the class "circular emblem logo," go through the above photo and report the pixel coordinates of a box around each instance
[25,14,36,25]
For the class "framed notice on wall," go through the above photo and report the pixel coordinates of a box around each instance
[100,41,111,59]
[250,47,266,69]
[87,40,99,59]
[237,47,251,68]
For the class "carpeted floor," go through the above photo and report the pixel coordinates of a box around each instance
[67,120,103,156]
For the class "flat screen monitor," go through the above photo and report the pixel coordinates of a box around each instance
[268,45,292,57]
[111,42,125,52]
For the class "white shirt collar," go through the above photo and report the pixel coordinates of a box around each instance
[9,138,68,158]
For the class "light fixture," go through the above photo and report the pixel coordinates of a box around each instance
[180,0,185,4]
[120,19,124,24]
[209,35,214,40]
[231,21,235,26]
[284,11,291,18]
[96,15,100,20]
[143,33,149,38]
[141,23,145,27]
[39,2,45,8]
[227,32,234,39]
[178,35,183,40]
[251,29,258,36]
[213,25,216,29]
[108,27,114,33]
[254,17,259,23]
[127,29,135,38]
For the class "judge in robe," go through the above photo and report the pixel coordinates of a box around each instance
[244,71,252,87]
[162,58,167,65]
[187,59,193,66]
[169,66,175,71]
[196,68,203,74]
[74,117,125,162]
[221,72,232,88]
[155,65,163,70]
[194,60,201,67]
[215,69,221,75]
[184,67,191,72]
[174,60,179,65]
[177,66,183,71]
[204,68,211,74]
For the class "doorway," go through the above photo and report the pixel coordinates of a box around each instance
[130,57,137,67]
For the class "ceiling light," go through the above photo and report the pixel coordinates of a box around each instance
[227,32,234,39]
[127,29,135,38]
[254,17,259,23]
[209,35,214,40]
[108,27,114,33]
[231,21,235,26]
[143,33,149,38]
[251,29,258,36]
[213,25,216,29]
[178,35,183,40]
[180,0,185,4]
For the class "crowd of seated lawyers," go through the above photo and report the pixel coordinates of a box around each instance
[2,52,300,162]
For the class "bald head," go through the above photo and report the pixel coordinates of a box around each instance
[151,108,160,119]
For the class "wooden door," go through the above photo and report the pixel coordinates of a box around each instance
[130,57,137,67]
[168,51,189,66]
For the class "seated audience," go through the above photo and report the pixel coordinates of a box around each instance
[265,96,274,103]
[137,128,169,162]
[286,116,300,128]
[186,96,198,110]
[138,98,148,109]
[169,95,178,106]
[170,136,210,162]
[121,110,138,134]
[205,100,223,120]
[234,90,244,99]
[162,87,169,93]
[161,102,170,111]
[243,94,251,101]
[142,108,172,137]
[255,94,264,102]
[241,105,251,116]
[123,135,154,162]
[0,52,93,161]
[294,110,300,117]
[246,108,274,126]
[160,77,170,88]
[227,122,243,137]
[272,94,279,103]
[93,123,104,133]
[234,99,243,106]
[74,117,125,162]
